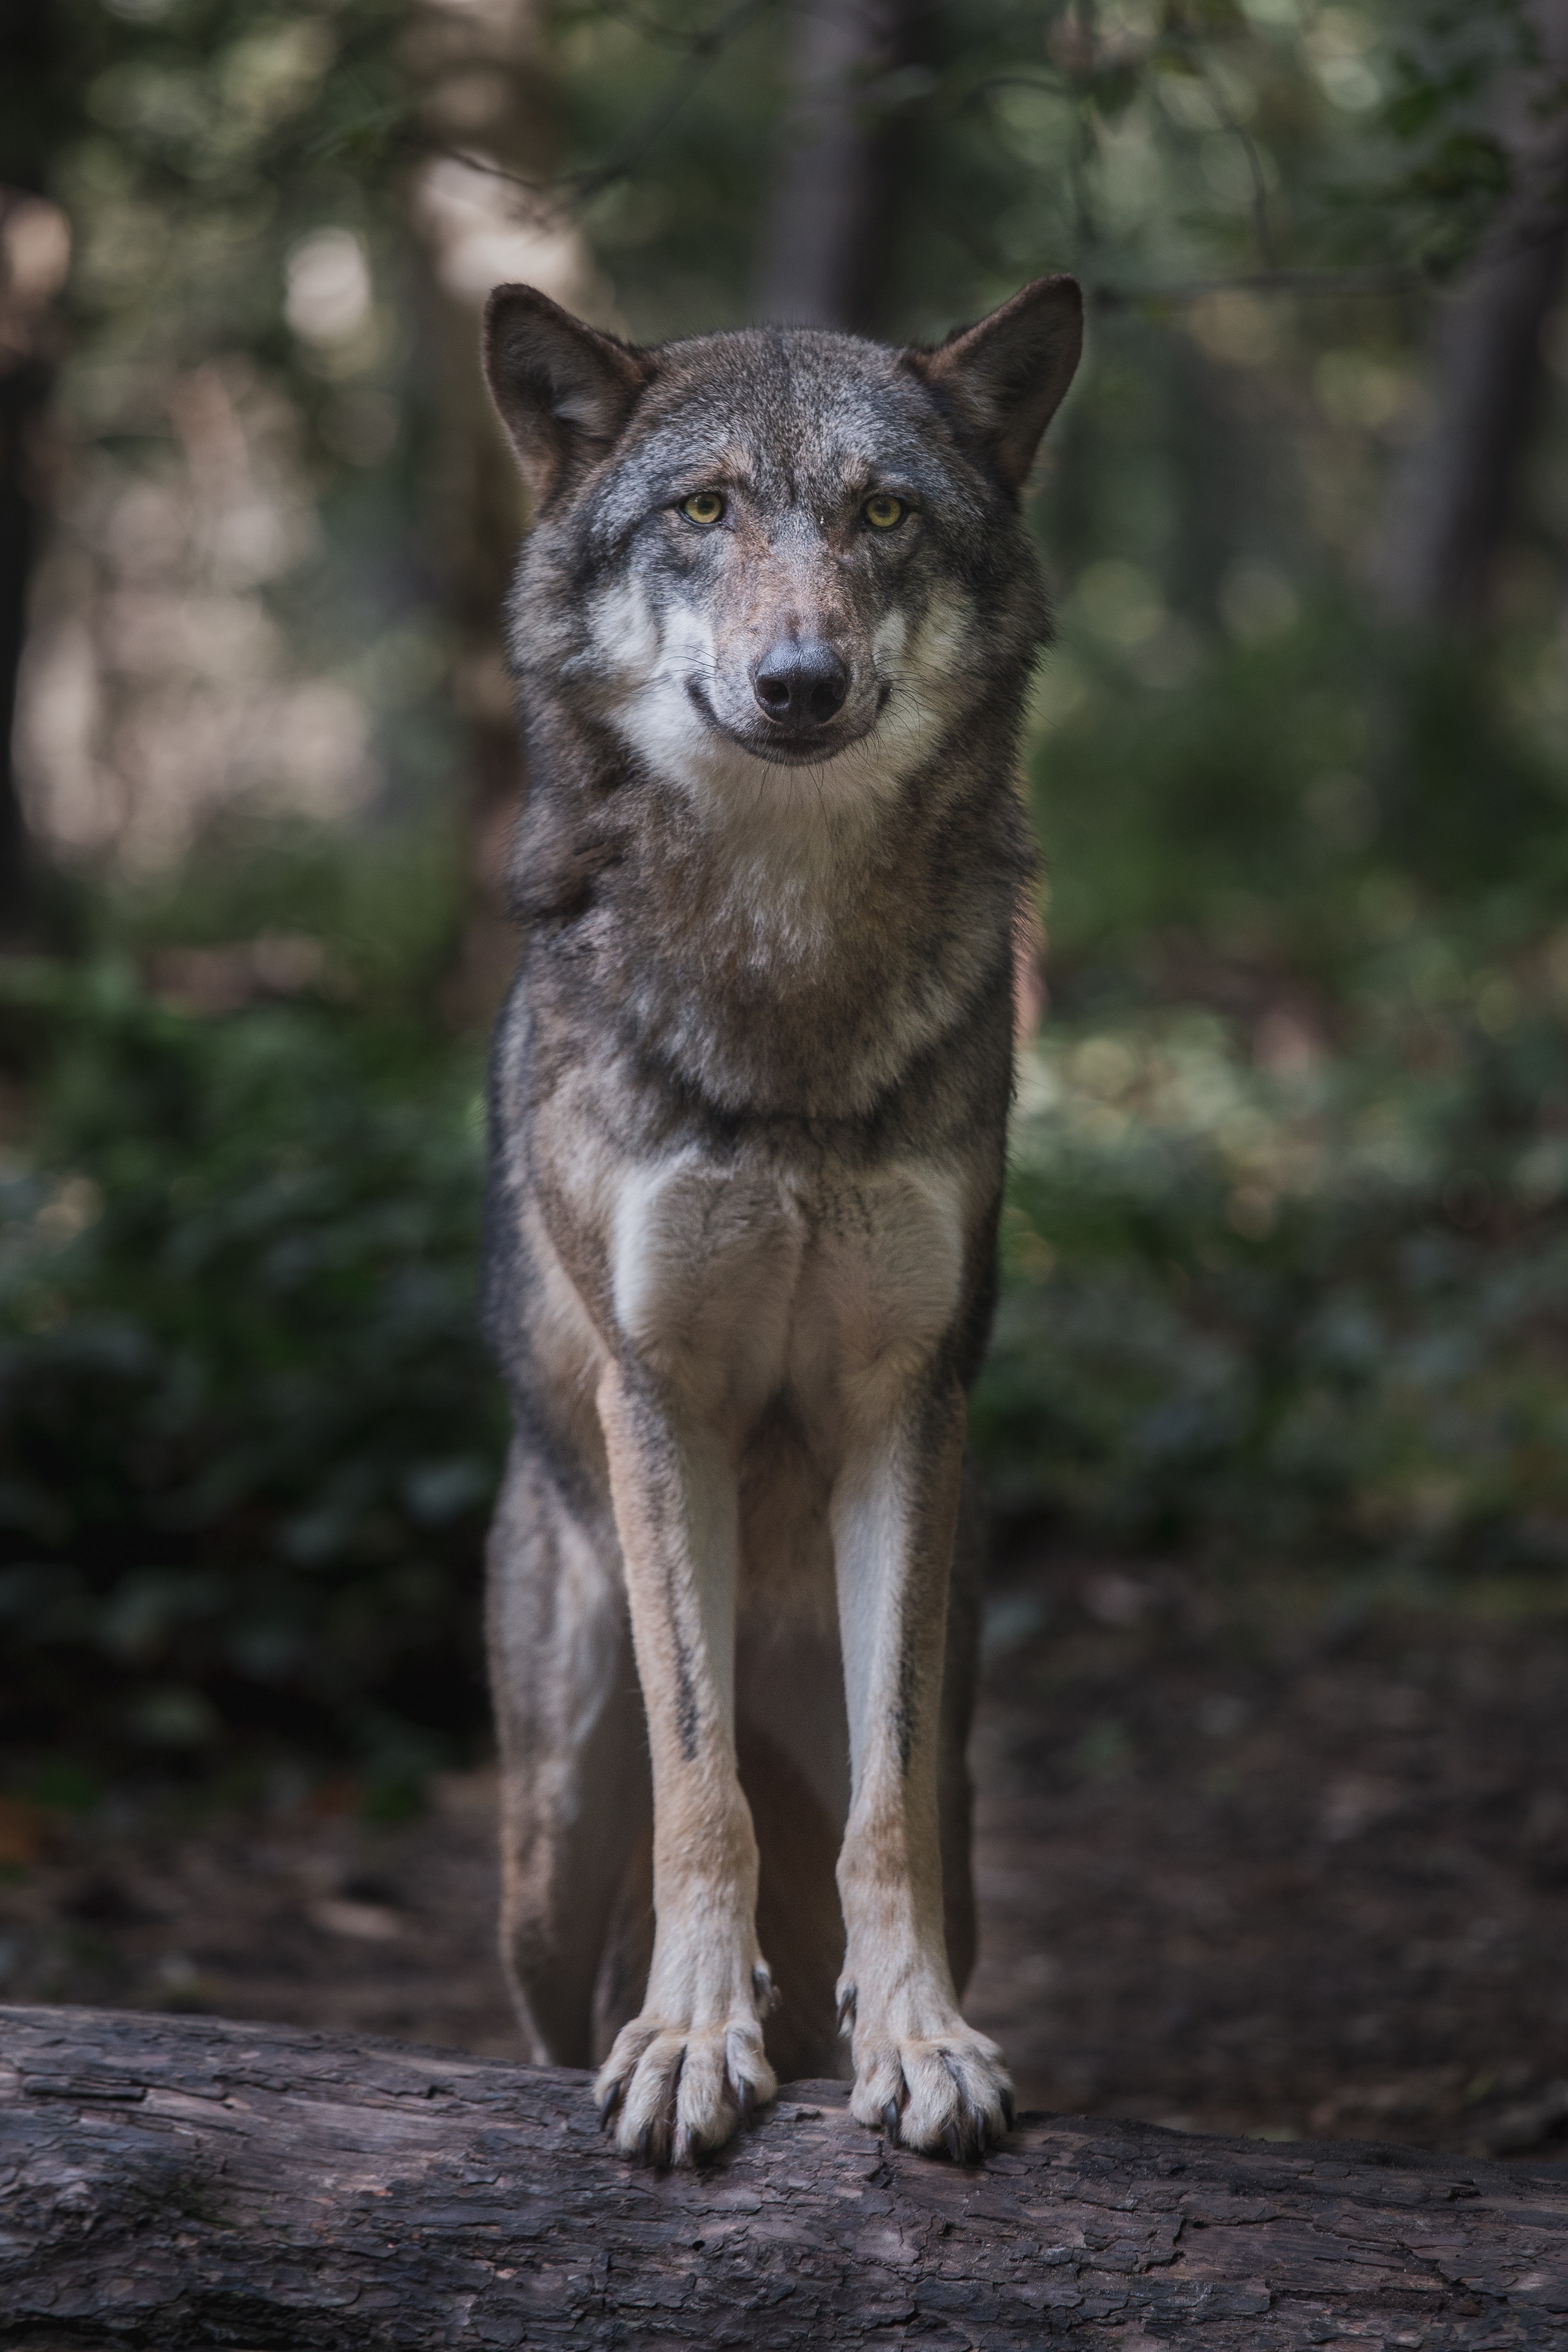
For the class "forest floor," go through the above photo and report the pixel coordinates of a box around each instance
[4,1546,1568,2167]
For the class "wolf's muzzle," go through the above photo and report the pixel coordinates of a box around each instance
[751,640,850,733]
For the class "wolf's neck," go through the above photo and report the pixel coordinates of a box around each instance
[661,776,885,972]
[580,748,1024,1121]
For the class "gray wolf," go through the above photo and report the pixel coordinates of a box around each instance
[479,274,1082,2166]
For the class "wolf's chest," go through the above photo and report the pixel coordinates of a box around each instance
[607,1150,968,1439]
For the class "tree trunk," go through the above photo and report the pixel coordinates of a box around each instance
[4,2003,1567,2349]
[752,0,911,333]
[0,0,67,939]
[1374,2,1568,628]
[407,0,603,1028]
[0,325,45,935]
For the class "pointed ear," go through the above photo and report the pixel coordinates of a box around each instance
[482,284,656,504]
[907,275,1083,491]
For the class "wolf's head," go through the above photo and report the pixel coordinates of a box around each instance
[483,279,1080,809]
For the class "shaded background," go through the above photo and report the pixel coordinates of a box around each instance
[2,0,1568,2156]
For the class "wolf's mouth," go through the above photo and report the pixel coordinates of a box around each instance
[683,677,875,767]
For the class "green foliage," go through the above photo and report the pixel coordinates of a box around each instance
[0,922,504,1782]
[47,0,414,369]
[975,616,1568,1587]
[1375,2,1527,268]
[1034,603,1568,972]
[100,813,472,1019]
[550,0,788,337]
[25,0,466,864]
[977,997,1568,1575]
[550,0,1534,347]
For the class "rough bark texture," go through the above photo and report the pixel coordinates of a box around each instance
[3,2005,1567,2349]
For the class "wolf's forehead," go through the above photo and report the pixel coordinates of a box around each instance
[625,334,943,492]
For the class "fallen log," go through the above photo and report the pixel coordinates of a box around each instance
[2,2003,1566,2349]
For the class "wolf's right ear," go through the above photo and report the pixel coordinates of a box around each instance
[907,275,1083,492]
[483,285,656,504]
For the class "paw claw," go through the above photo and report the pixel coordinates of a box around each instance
[1001,2088,1016,2131]
[852,2016,1011,2161]
[599,2009,777,2169]
[836,1983,857,2037]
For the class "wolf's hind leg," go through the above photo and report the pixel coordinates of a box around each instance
[488,1441,648,2068]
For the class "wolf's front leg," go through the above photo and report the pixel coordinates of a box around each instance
[832,1378,1013,2159]
[593,1361,777,2165]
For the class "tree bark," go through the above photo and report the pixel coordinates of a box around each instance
[751,0,912,334]
[1374,2,1568,628]
[3,2003,1567,2349]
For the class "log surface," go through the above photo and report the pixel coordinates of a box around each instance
[2,2003,1567,2349]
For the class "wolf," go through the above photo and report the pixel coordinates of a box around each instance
[479,272,1082,2167]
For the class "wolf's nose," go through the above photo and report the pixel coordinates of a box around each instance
[752,640,850,729]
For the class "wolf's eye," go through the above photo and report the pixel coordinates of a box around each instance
[864,493,905,530]
[680,491,725,526]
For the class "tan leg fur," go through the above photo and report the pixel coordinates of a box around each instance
[593,1364,778,2163]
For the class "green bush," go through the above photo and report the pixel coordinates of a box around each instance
[1032,603,1568,980]
[0,951,504,1786]
[966,610,1568,1590]
[976,964,1568,1582]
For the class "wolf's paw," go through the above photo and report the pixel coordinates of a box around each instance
[594,2010,777,2168]
[846,2008,1013,2162]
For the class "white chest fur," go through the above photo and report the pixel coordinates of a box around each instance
[608,1149,968,1451]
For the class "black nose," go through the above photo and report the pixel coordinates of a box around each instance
[752,639,850,729]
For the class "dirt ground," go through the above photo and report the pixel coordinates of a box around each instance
[4,1547,1568,2167]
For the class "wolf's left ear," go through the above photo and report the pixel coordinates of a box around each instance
[907,275,1083,491]
[483,284,657,503]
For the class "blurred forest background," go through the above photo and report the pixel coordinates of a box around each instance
[2,0,1568,1815]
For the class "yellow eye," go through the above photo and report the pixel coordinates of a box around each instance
[864,493,905,530]
[681,491,725,526]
